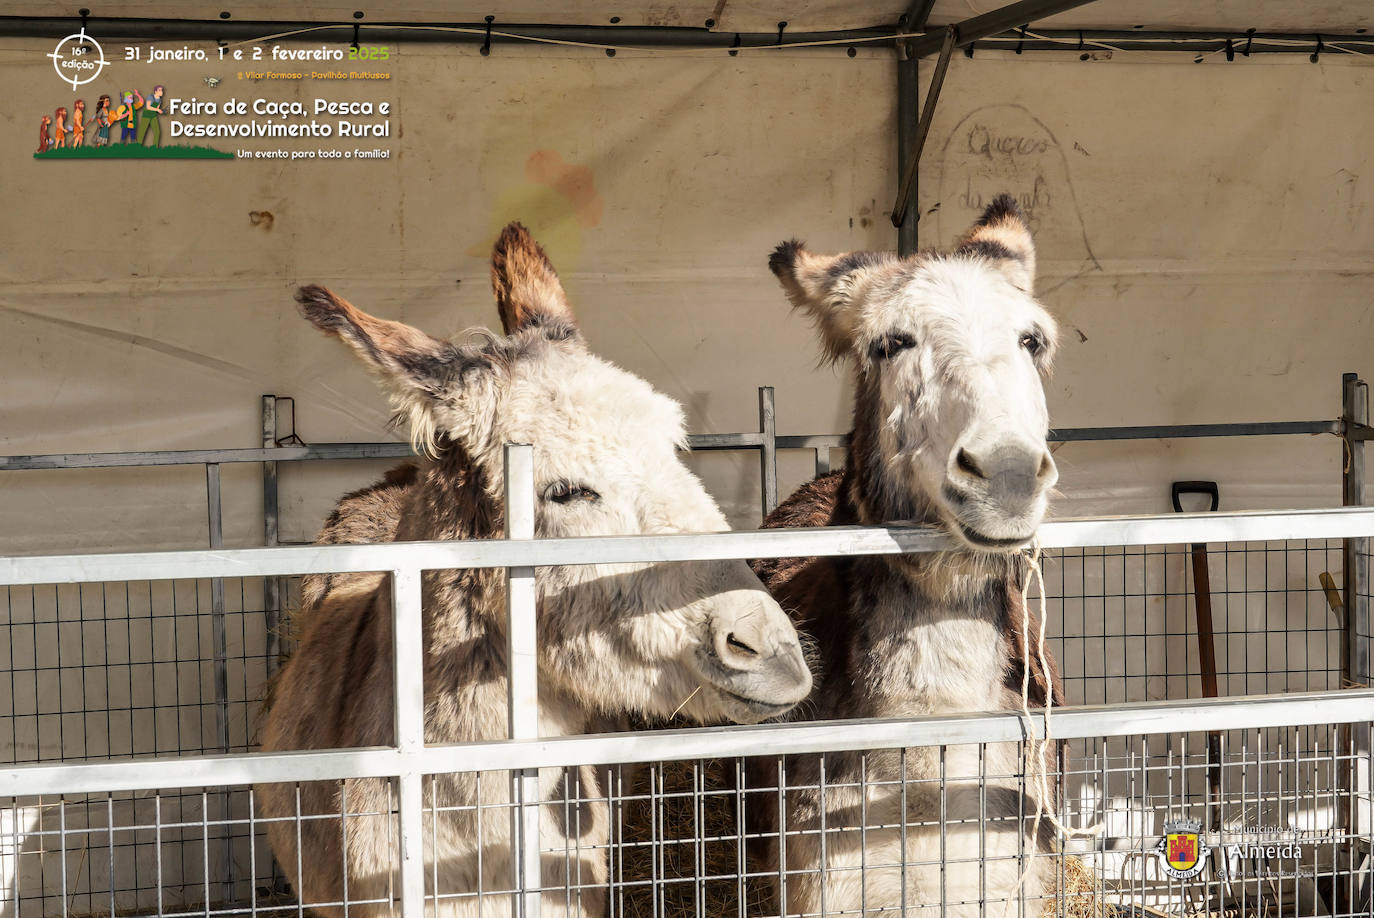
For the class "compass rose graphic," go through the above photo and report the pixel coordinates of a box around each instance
[48,28,106,89]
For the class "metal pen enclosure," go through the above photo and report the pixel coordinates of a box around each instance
[2,497,1373,917]
[2,374,1372,917]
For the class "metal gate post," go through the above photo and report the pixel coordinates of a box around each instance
[896,44,919,256]
[504,444,541,918]
[1341,373,1371,843]
[892,26,955,253]
[1342,372,1369,685]
[758,387,778,517]
[261,395,282,670]
[205,462,234,903]
[392,566,427,918]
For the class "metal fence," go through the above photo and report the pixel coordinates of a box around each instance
[2,374,1372,917]
[3,480,1374,917]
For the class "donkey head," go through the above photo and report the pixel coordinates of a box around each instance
[769,195,1058,551]
[298,223,810,724]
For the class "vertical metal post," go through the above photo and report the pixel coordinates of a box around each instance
[893,26,956,252]
[504,444,541,918]
[1341,373,1370,841]
[758,387,778,517]
[261,395,282,670]
[204,463,234,903]
[896,45,919,256]
[815,447,831,478]
[391,567,427,918]
[1344,372,1370,686]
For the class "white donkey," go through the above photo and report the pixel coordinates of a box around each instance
[752,196,1065,917]
[258,223,812,918]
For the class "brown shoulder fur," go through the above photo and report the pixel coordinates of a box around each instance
[751,471,849,593]
[299,462,418,612]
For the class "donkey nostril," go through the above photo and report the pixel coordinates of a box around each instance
[956,448,986,480]
[1037,453,1055,480]
[725,633,759,656]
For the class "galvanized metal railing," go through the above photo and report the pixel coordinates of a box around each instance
[3,450,1374,917]
[1,374,1370,917]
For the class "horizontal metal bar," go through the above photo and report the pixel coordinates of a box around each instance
[985,28,1374,44]
[776,434,849,450]
[1,507,1372,586]
[1050,420,1341,441]
[1,747,404,797]
[0,434,770,468]
[424,689,1374,768]
[0,16,889,50]
[686,432,764,450]
[4,690,1369,797]
[964,29,1374,54]
[907,0,1101,57]
[0,443,414,470]
[0,420,1340,470]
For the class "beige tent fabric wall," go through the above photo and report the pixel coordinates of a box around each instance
[2,40,1372,556]
[1,40,892,553]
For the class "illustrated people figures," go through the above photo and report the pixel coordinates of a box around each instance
[109,89,142,143]
[138,85,164,146]
[69,99,85,147]
[88,94,112,147]
[36,91,156,152]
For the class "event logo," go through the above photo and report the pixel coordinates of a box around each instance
[1155,818,1211,880]
[48,28,106,88]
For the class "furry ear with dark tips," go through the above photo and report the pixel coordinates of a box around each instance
[490,222,578,335]
[767,239,898,361]
[954,193,1037,293]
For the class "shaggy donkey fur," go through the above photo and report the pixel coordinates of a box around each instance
[257,223,811,918]
[751,196,1066,918]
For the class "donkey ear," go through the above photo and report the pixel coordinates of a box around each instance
[954,193,1037,293]
[490,222,578,335]
[769,240,897,361]
[297,285,486,455]
[297,285,458,393]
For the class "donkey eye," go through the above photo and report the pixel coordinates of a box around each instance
[544,481,601,505]
[868,332,917,361]
[1019,332,1043,356]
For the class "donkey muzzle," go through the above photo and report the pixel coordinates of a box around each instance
[944,434,1057,547]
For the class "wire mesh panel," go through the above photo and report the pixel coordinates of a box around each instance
[6,718,1371,918]
[597,726,1373,918]
[3,782,370,918]
[1,578,274,764]
[1041,540,1346,706]
[0,541,1346,769]
[3,508,1372,918]
[0,578,278,917]
[1064,723,1369,918]
[2,786,282,918]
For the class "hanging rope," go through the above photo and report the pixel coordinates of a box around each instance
[1003,540,1104,917]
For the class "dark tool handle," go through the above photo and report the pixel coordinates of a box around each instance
[1191,544,1219,698]
[1172,479,1222,829]
[1171,480,1220,514]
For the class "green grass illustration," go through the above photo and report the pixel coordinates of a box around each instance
[35,144,233,160]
